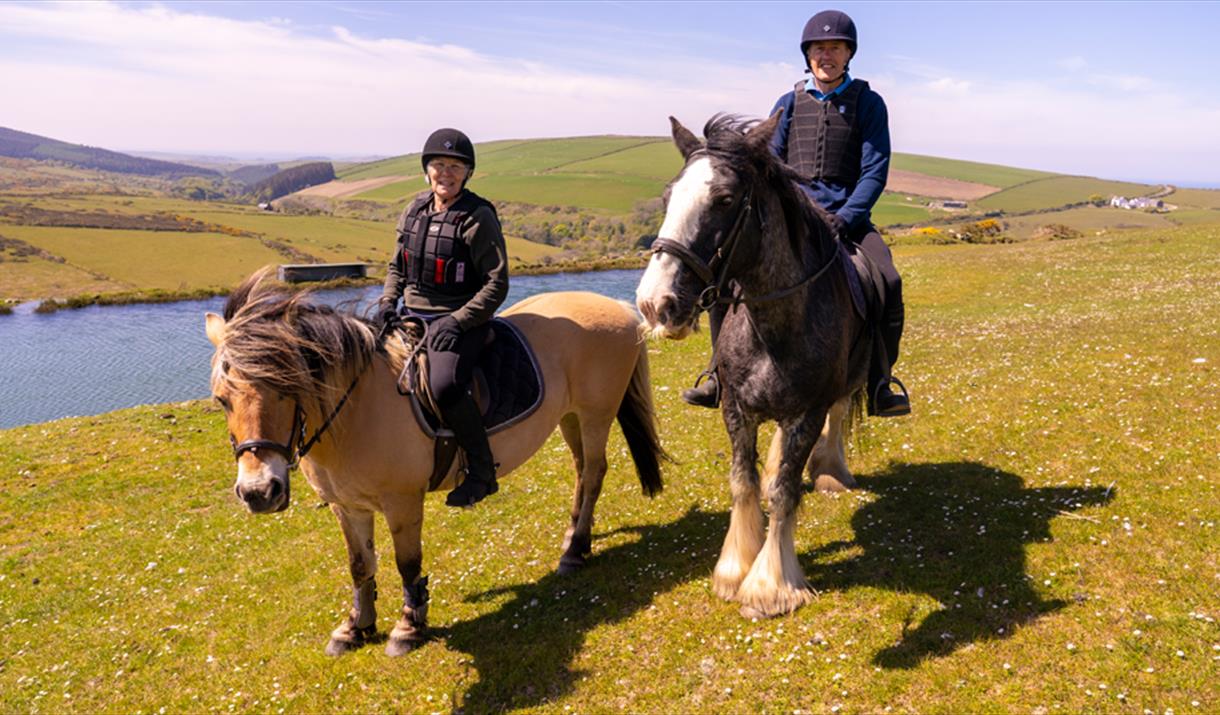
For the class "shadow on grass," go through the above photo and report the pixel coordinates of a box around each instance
[432,506,725,713]
[800,460,1114,669]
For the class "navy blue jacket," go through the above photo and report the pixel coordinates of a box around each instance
[769,78,890,232]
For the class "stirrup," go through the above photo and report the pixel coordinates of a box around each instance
[871,377,911,417]
[681,370,720,409]
[445,463,499,508]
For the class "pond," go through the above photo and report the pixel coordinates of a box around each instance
[0,269,644,429]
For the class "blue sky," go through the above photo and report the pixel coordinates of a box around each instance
[2,1,1218,185]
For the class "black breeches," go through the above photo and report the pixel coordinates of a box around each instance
[850,227,904,366]
[427,321,491,409]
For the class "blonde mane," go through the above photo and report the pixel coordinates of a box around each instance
[212,267,408,409]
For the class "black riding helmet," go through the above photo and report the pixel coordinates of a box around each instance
[800,10,858,71]
[421,127,476,173]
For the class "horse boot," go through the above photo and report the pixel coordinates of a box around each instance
[443,393,499,508]
[681,370,720,409]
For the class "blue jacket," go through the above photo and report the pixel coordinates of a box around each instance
[769,77,890,232]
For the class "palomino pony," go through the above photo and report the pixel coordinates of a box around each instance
[205,269,665,655]
[636,114,871,619]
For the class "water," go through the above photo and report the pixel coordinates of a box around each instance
[0,269,644,429]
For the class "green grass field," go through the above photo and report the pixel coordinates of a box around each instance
[1168,187,1220,210]
[890,153,1057,188]
[873,193,932,226]
[2,224,1216,713]
[976,177,1155,213]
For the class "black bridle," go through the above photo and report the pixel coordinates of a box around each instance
[229,323,389,470]
[650,175,841,320]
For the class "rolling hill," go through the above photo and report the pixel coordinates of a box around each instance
[0,126,220,178]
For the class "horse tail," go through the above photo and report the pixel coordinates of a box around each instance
[845,386,866,450]
[617,339,669,497]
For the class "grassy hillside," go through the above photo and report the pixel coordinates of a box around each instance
[1,225,1217,712]
[0,126,219,178]
[890,152,1057,188]
[976,176,1155,213]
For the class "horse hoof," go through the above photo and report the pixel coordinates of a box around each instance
[813,472,855,492]
[385,636,423,657]
[739,604,778,620]
[325,636,365,656]
[557,555,586,574]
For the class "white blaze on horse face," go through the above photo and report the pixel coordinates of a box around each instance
[636,156,714,339]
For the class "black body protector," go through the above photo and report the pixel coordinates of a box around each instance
[396,192,492,298]
[784,79,868,187]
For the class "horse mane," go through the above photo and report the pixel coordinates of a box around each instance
[701,113,833,259]
[215,267,408,409]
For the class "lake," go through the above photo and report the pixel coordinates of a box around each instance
[0,269,644,429]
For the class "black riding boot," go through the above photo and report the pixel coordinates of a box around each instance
[681,372,720,408]
[682,305,725,409]
[442,393,499,508]
[868,311,910,417]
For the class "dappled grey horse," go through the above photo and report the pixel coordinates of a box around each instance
[636,113,871,618]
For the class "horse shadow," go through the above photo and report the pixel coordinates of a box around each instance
[430,506,725,712]
[800,460,1114,669]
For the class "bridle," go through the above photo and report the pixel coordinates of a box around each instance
[228,322,389,470]
[649,159,841,321]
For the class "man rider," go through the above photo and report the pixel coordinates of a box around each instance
[682,9,910,417]
[380,128,510,507]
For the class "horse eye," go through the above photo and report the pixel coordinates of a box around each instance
[715,195,734,207]
[215,396,232,411]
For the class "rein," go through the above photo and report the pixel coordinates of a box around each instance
[230,321,390,470]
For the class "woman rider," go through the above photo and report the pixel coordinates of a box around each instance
[682,9,910,418]
[379,128,509,507]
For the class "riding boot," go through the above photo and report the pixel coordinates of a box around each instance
[441,393,499,507]
[681,372,720,408]
[868,313,910,418]
[682,305,725,409]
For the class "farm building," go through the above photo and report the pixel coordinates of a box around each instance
[1110,196,1164,210]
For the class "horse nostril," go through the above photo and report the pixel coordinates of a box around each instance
[656,296,675,326]
[267,479,283,502]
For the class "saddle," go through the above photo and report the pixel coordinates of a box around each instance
[397,317,545,491]
[840,241,885,324]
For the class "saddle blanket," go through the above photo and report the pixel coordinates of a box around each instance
[408,317,545,440]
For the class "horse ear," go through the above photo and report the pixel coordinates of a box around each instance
[670,116,702,160]
[747,109,783,151]
[205,311,226,347]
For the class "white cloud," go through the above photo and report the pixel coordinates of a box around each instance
[0,2,1217,183]
[0,1,790,156]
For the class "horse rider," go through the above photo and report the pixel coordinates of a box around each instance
[379,127,510,507]
[682,9,911,418]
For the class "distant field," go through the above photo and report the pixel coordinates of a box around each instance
[555,140,679,181]
[976,176,1155,213]
[352,178,422,202]
[873,193,932,226]
[471,173,662,213]
[1166,208,1220,226]
[891,152,1057,188]
[1169,187,1220,209]
[996,206,1175,239]
[0,256,126,300]
[3,226,286,292]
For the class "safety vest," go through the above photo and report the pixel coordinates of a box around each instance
[395,191,492,298]
[785,79,868,186]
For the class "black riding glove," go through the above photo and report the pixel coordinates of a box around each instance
[429,315,462,352]
[378,304,400,330]
[826,213,848,241]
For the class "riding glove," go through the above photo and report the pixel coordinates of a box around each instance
[378,304,401,330]
[429,315,462,352]
[826,213,848,241]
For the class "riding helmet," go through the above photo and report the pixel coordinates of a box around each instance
[800,9,858,60]
[421,128,476,172]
